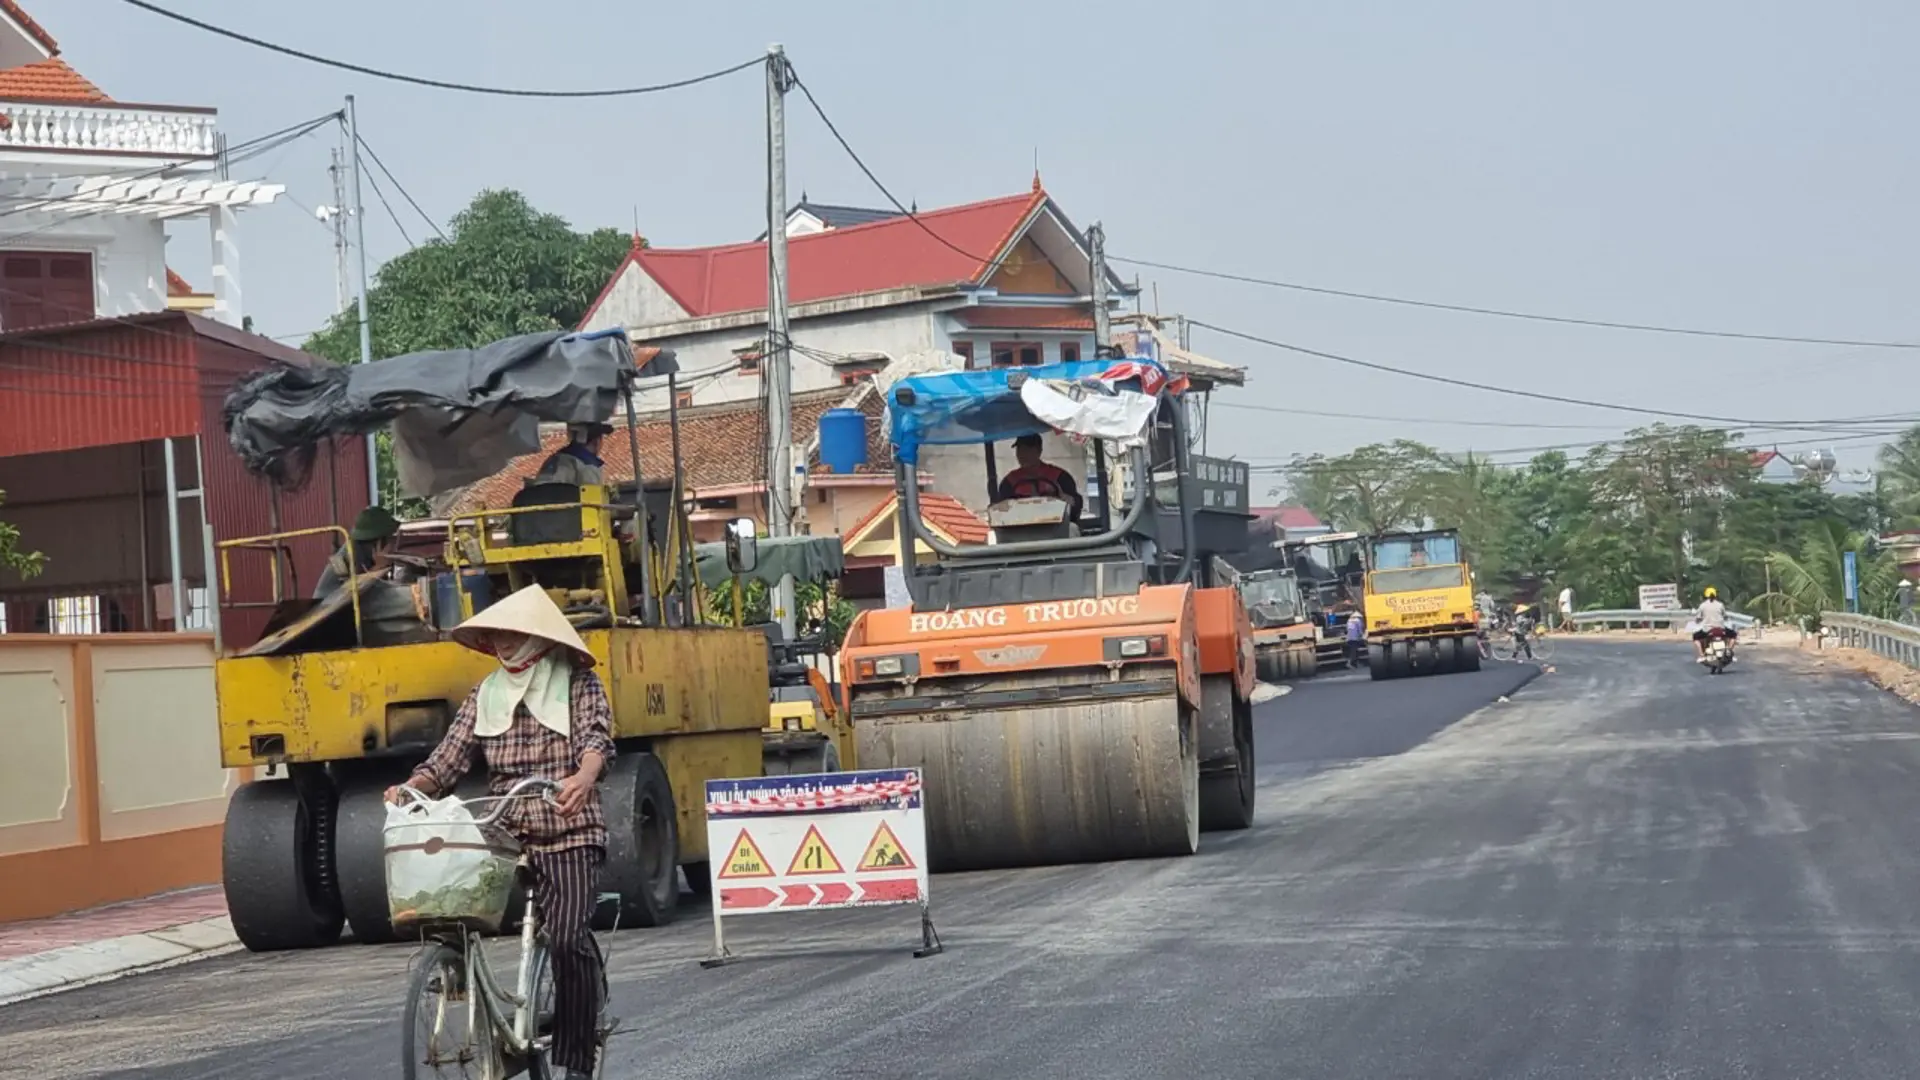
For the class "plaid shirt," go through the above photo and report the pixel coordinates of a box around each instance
[411,664,617,855]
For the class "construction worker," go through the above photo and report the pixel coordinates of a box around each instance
[534,422,613,488]
[996,433,1084,521]
[312,506,401,599]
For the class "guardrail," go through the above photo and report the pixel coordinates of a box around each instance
[1568,608,1757,631]
[1819,612,1920,667]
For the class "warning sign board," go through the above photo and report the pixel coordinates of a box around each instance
[857,821,915,871]
[785,824,844,876]
[717,830,773,879]
[701,768,938,965]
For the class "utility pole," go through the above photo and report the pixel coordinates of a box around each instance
[346,96,380,508]
[765,45,796,638]
[326,146,350,316]
[1089,222,1110,356]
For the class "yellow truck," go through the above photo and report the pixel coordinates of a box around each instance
[1362,528,1481,680]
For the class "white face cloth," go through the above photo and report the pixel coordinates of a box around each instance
[474,641,573,739]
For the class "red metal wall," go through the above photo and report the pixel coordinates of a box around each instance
[0,320,203,458]
[194,334,370,647]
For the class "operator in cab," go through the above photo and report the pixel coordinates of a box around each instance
[1692,585,1734,662]
[534,422,612,488]
[312,506,401,599]
[997,433,1084,521]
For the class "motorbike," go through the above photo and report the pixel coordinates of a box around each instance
[1701,626,1736,674]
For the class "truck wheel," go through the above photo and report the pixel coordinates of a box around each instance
[682,862,713,898]
[223,777,345,952]
[1387,642,1413,679]
[1434,635,1458,674]
[334,777,406,944]
[603,753,679,929]
[1461,634,1483,672]
[1368,642,1390,681]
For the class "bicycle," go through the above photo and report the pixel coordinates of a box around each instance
[1491,627,1555,663]
[390,778,621,1080]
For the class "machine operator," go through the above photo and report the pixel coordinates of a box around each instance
[997,433,1084,521]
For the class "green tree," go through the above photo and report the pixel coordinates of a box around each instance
[1877,428,1920,528]
[1759,520,1897,622]
[303,190,632,512]
[1285,440,1440,535]
[0,489,44,579]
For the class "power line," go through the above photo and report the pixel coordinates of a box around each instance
[1118,255,1920,350]
[359,161,414,249]
[1190,319,1913,431]
[355,133,446,241]
[120,1,764,98]
[787,72,995,265]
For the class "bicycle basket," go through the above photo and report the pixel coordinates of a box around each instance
[383,813,523,934]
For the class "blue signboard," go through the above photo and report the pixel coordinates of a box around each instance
[1844,550,1859,613]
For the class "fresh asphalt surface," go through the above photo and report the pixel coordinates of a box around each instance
[17,641,1920,1078]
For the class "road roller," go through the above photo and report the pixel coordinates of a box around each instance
[1362,528,1483,680]
[212,334,769,951]
[1219,564,1321,681]
[839,356,1258,871]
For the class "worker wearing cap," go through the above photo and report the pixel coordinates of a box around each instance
[996,433,1083,521]
[312,505,401,599]
[535,422,612,488]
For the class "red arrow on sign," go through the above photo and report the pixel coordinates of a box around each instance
[816,882,853,905]
[859,878,920,903]
[779,884,820,907]
[721,887,778,910]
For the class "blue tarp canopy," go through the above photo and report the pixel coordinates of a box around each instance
[886,357,1175,465]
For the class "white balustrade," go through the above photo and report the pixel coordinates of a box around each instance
[0,101,217,157]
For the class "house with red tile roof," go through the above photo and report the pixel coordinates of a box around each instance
[579,178,1142,413]
[0,2,282,331]
[449,382,907,546]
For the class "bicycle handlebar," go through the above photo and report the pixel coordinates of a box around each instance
[394,777,560,827]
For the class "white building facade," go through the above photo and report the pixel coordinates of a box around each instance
[0,2,279,331]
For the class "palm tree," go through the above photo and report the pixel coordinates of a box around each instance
[1876,427,1920,528]
[1759,520,1898,620]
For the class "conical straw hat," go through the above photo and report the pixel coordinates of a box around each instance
[451,584,596,668]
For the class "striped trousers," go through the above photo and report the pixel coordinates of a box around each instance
[531,846,605,1074]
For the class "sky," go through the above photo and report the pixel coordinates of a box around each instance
[65,0,1920,497]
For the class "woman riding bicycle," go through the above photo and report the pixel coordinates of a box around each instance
[387,585,614,1080]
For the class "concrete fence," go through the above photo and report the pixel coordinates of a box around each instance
[0,634,245,923]
[1819,612,1920,668]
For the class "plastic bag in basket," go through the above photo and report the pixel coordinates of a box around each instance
[384,793,520,930]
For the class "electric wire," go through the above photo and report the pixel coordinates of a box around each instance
[355,133,446,241]
[1116,255,1920,350]
[119,1,764,99]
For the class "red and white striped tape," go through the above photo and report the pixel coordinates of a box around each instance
[706,776,921,816]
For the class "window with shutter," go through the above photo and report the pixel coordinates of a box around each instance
[0,252,94,330]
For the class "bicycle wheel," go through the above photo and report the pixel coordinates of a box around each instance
[404,942,496,1080]
[1530,633,1556,662]
[1492,635,1517,662]
[526,934,609,1080]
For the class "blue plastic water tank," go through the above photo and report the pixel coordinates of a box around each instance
[818,408,869,475]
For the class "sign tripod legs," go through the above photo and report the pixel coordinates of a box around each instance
[914,902,944,959]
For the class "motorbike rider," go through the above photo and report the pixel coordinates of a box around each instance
[1692,585,1734,662]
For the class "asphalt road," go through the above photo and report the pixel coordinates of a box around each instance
[16,641,1920,1079]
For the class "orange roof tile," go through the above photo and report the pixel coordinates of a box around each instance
[453,387,890,513]
[0,57,106,102]
[952,305,1094,331]
[0,1,58,55]
[843,490,989,547]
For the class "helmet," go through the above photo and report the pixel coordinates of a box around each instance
[1702,586,1718,599]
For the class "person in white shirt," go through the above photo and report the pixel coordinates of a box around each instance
[1557,585,1575,631]
[1692,585,1733,662]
